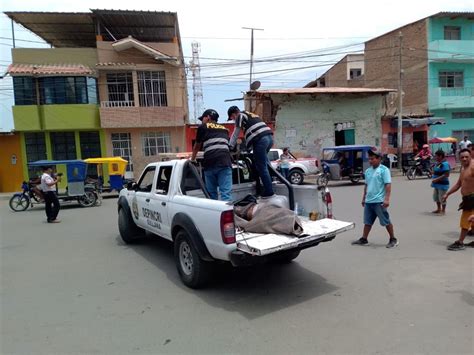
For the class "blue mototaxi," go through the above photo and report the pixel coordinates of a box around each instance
[319,145,374,184]
[27,160,99,207]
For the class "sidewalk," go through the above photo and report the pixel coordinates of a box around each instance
[0,193,12,201]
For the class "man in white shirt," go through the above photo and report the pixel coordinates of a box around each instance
[41,166,61,223]
[459,136,472,150]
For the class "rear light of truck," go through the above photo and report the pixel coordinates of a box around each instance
[324,190,333,219]
[315,159,319,167]
[220,210,236,244]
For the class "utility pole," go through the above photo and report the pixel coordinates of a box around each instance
[397,31,403,170]
[11,19,15,48]
[242,27,263,89]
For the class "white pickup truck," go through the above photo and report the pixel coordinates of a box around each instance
[118,157,354,288]
[268,148,319,185]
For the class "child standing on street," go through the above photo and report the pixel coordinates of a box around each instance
[352,147,398,248]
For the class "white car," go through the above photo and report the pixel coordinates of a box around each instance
[118,158,354,288]
[268,149,320,185]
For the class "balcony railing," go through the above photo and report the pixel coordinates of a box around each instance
[101,101,135,108]
[440,87,474,97]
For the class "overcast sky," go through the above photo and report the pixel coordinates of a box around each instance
[0,0,473,130]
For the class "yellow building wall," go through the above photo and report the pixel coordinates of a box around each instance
[0,134,25,192]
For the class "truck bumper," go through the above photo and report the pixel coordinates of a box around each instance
[229,234,336,267]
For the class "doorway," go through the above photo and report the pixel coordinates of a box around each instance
[335,128,355,146]
[413,131,426,153]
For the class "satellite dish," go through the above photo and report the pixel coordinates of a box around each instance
[250,80,261,91]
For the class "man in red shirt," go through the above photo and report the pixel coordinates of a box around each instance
[416,144,433,171]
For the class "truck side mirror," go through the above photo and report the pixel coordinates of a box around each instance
[127,181,138,191]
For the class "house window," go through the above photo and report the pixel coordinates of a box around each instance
[39,77,95,104]
[24,132,47,178]
[349,68,362,79]
[80,131,101,159]
[137,71,168,107]
[111,133,133,172]
[87,77,98,104]
[50,132,77,160]
[388,132,398,148]
[106,73,134,104]
[444,26,461,40]
[452,112,474,119]
[13,77,36,105]
[439,71,463,88]
[142,132,171,156]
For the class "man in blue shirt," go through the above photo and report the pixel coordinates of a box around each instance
[431,150,450,215]
[352,147,398,248]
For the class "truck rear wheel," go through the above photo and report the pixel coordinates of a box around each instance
[118,207,144,244]
[174,230,212,289]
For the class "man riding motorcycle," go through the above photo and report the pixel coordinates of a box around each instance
[415,144,433,172]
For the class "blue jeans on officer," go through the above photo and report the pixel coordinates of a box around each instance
[252,134,274,197]
[204,166,233,201]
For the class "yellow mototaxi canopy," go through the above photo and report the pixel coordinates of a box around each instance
[84,157,128,175]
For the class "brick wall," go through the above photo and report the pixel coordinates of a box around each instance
[104,127,186,177]
[100,106,186,128]
[364,19,429,115]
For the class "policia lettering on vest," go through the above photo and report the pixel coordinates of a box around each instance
[228,106,275,198]
[191,109,233,201]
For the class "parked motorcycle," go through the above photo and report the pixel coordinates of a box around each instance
[406,157,433,180]
[9,180,44,212]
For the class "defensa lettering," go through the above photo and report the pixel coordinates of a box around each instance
[142,207,162,223]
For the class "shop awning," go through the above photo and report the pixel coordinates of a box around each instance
[429,137,458,144]
[390,117,446,128]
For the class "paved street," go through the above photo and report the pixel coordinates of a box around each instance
[1,175,473,355]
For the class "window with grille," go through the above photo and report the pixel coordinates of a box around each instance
[452,112,474,119]
[111,132,133,172]
[444,26,461,40]
[137,71,168,107]
[349,68,362,79]
[13,77,37,105]
[106,73,134,104]
[142,132,171,156]
[388,132,398,148]
[439,71,463,88]
[80,131,101,159]
[50,132,77,160]
[25,132,47,178]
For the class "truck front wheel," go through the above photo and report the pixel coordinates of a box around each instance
[118,207,144,244]
[174,230,212,289]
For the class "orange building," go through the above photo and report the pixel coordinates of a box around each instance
[0,133,24,192]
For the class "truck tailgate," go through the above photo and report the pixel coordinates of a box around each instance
[236,218,354,256]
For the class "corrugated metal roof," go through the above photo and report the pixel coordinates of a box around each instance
[7,63,95,76]
[4,10,179,48]
[253,88,396,95]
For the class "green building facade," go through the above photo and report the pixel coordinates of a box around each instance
[428,15,474,141]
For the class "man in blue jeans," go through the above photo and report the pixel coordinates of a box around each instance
[191,109,232,201]
[352,147,399,248]
[228,106,274,198]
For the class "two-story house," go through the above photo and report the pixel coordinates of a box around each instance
[5,10,189,181]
